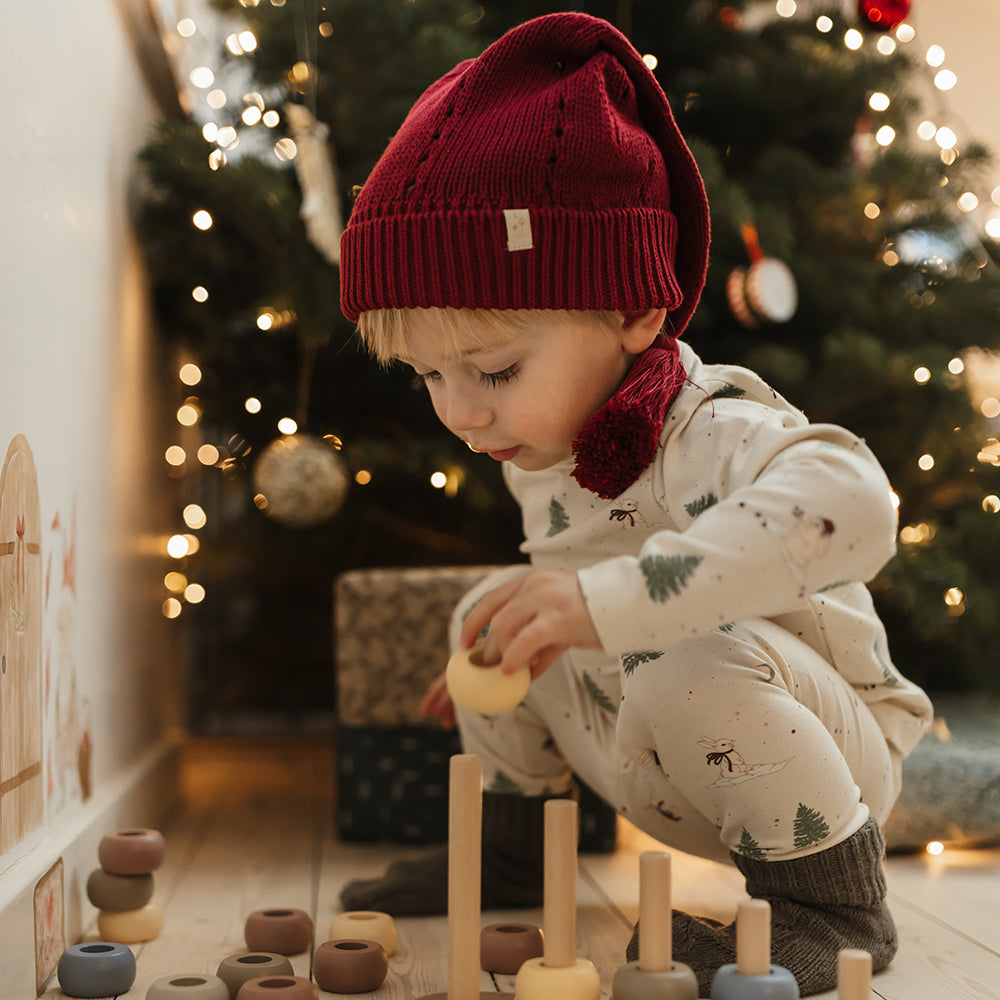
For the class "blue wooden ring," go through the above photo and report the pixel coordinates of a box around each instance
[57,942,137,999]
[710,963,800,1000]
[146,974,230,999]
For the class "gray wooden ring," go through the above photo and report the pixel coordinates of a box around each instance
[57,942,137,999]
[145,973,229,999]
[216,954,294,999]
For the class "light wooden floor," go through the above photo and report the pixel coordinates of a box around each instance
[46,738,1000,999]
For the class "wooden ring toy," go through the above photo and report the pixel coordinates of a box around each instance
[243,908,313,955]
[612,962,698,1000]
[216,954,294,999]
[313,939,388,994]
[514,956,601,1000]
[235,976,317,1000]
[97,899,165,943]
[57,942,137,999]
[328,910,397,956]
[86,868,154,911]
[98,828,166,874]
[445,642,530,715]
[145,974,229,999]
[480,922,544,975]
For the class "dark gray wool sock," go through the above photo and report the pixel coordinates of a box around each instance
[338,791,551,916]
[625,817,896,997]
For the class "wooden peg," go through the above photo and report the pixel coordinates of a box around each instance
[711,899,798,999]
[416,754,512,1000]
[837,949,871,1000]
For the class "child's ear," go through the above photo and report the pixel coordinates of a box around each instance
[620,308,668,354]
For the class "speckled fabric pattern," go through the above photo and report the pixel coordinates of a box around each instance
[334,566,503,727]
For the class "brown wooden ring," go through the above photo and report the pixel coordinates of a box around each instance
[313,940,388,994]
[216,954,294,1000]
[480,923,544,975]
[235,976,317,1000]
[86,868,154,911]
[97,828,166,875]
[243,908,313,955]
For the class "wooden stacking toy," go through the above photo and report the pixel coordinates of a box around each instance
[329,910,397,956]
[90,827,166,943]
[837,949,872,1000]
[216,954,295,999]
[480,923,544,975]
[612,852,698,1000]
[145,973,229,999]
[57,942,137,999]
[235,976,317,999]
[243,907,313,955]
[416,753,514,1000]
[514,799,601,1000]
[313,939,388,993]
[445,642,531,715]
[710,899,799,1000]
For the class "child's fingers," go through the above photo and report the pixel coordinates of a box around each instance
[459,578,521,650]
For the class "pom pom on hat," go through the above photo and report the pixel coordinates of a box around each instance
[340,12,711,336]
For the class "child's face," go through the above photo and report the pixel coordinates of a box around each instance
[397,310,643,472]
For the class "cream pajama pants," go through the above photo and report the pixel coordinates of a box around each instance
[450,568,901,864]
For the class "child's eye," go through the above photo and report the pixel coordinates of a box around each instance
[479,363,520,388]
[410,370,440,390]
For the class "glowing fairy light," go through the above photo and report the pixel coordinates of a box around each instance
[917,453,934,471]
[926,840,944,856]
[935,127,957,150]
[983,495,1000,514]
[925,44,945,67]
[864,202,880,220]
[875,125,895,147]
[815,15,832,32]
[163,598,182,619]
[209,150,226,171]
[958,192,979,213]
[177,403,200,426]
[242,106,262,126]
[844,29,863,51]
[355,470,372,485]
[164,572,187,593]
[981,398,1000,419]
[430,471,447,489]
[202,122,219,143]
[184,583,206,604]
[189,66,215,89]
[896,23,915,43]
[192,286,209,303]
[262,110,280,128]
[177,18,197,37]
[642,54,658,71]
[934,69,957,92]
[192,210,213,231]
[917,120,936,141]
[167,535,190,559]
[245,397,262,414]
[165,446,186,466]
[986,218,1000,239]
[179,363,202,385]
[274,138,298,162]
[198,444,220,465]
[913,367,931,384]
[207,89,227,110]
[183,504,207,530]
[948,357,964,375]
[868,92,890,112]
[876,36,895,55]
[775,0,796,17]
[277,417,298,435]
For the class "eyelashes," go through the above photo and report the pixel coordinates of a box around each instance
[410,363,521,391]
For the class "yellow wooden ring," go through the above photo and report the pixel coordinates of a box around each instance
[96,900,164,943]
[446,643,530,715]
[328,911,396,956]
[515,957,600,1000]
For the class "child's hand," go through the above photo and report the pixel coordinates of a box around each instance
[458,569,602,681]
[420,671,456,728]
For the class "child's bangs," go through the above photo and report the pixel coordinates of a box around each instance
[357,308,620,365]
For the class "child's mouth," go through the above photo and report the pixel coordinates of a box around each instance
[487,446,521,462]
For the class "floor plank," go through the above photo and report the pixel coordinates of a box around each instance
[42,739,1000,999]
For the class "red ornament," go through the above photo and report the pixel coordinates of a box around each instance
[858,0,911,31]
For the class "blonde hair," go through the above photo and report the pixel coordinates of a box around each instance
[357,307,623,366]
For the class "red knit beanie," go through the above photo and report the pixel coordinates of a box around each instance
[340,12,710,334]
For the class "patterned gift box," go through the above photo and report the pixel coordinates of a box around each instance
[334,567,616,851]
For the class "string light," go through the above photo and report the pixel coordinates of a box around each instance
[277,417,297,434]
[355,470,372,485]
[191,286,209,303]
[183,504,207,530]
[192,210,213,231]
[245,397,262,414]
[926,840,945,856]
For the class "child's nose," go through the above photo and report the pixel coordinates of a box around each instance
[441,388,492,433]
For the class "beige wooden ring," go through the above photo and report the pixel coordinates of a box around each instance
[446,643,530,715]
[243,908,313,955]
[86,868,154,911]
[98,828,166,875]
[145,973,229,999]
[97,900,164,943]
[235,976,317,1000]
[313,940,388,994]
[328,911,396,956]
[514,956,601,1000]
[216,954,294,999]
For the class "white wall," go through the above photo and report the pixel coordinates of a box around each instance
[0,0,183,993]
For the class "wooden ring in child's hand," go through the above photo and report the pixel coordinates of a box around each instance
[445,642,530,715]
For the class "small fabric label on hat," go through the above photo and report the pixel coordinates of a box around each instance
[503,208,533,251]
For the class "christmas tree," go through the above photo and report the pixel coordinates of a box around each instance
[138,0,1000,728]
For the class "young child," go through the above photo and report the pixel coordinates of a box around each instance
[337,12,933,995]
